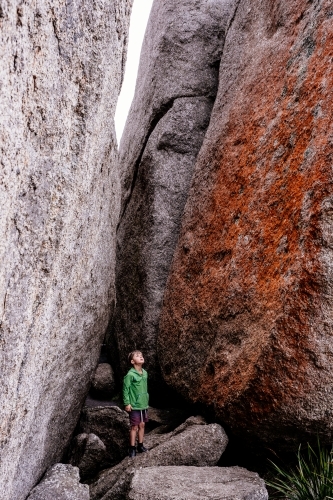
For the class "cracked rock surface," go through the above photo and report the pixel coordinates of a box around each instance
[159,0,333,447]
[0,0,132,498]
[110,0,238,389]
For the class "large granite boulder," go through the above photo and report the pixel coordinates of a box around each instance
[27,464,89,500]
[110,0,239,389]
[90,419,228,500]
[0,0,132,498]
[127,466,268,500]
[159,0,333,448]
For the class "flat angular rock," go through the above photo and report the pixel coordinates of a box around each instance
[90,420,228,500]
[110,0,239,391]
[144,415,207,450]
[159,0,333,448]
[128,466,268,500]
[27,464,89,500]
[0,0,132,498]
[68,433,107,482]
[79,406,130,466]
[91,363,116,399]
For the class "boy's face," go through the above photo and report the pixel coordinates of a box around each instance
[131,352,144,366]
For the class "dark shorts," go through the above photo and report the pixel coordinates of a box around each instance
[129,409,149,427]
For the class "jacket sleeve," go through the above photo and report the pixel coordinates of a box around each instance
[123,374,131,406]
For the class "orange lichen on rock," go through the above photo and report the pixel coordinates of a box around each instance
[158,0,333,447]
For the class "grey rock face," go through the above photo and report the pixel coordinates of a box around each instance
[110,0,239,387]
[68,433,107,482]
[0,0,132,498]
[128,466,268,500]
[79,406,130,467]
[27,464,89,500]
[90,420,228,500]
[91,363,116,399]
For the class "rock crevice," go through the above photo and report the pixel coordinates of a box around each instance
[111,0,238,389]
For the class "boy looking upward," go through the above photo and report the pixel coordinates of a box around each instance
[123,350,149,457]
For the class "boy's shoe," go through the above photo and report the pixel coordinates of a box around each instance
[128,446,136,458]
[137,443,148,453]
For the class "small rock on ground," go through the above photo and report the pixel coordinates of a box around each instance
[27,464,89,500]
[91,363,115,398]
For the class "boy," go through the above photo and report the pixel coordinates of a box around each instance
[123,350,149,457]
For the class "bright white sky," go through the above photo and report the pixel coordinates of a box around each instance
[115,0,154,145]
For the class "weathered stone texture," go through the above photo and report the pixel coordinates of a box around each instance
[159,0,333,447]
[0,0,132,498]
[128,466,268,500]
[27,464,89,500]
[111,0,238,386]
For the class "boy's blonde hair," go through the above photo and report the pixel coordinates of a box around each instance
[128,350,142,365]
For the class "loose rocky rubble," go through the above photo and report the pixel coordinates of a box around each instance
[89,416,228,499]
[28,406,268,500]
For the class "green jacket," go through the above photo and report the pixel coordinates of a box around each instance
[123,367,149,410]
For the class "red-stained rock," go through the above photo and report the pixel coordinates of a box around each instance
[158,0,333,448]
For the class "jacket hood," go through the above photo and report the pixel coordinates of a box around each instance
[129,367,146,375]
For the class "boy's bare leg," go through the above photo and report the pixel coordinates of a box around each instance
[130,426,138,447]
[138,422,145,444]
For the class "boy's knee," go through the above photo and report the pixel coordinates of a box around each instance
[139,422,145,429]
[131,425,138,432]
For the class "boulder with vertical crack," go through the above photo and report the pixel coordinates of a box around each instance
[110,0,239,393]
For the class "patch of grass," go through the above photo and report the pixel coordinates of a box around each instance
[267,440,333,500]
